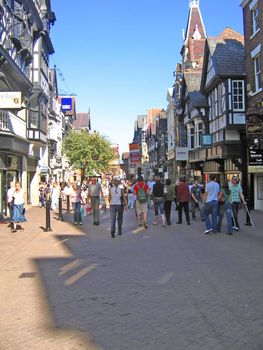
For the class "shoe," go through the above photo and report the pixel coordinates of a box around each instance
[79,222,83,225]
[144,223,148,229]
[74,222,78,225]
[187,222,190,225]
[11,229,17,233]
[152,222,158,225]
[162,224,166,227]
[176,221,182,224]
[233,226,239,231]
[228,232,232,235]
[204,229,212,234]
[167,221,171,226]
[138,222,142,226]
[118,232,122,235]
[111,232,115,238]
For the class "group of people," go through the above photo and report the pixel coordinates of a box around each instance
[6,173,246,238]
[110,173,246,237]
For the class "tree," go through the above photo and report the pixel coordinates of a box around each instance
[62,131,115,177]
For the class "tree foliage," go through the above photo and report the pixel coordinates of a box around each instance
[62,131,115,175]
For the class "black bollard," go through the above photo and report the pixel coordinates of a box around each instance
[44,199,52,232]
[66,195,70,213]
[58,196,63,221]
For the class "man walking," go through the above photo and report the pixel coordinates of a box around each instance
[176,176,191,225]
[109,176,127,238]
[88,177,104,225]
[134,176,149,228]
[202,174,220,234]
[229,176,245,231]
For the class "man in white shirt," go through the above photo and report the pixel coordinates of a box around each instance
[109,176,127,238]
[202,174,220,234]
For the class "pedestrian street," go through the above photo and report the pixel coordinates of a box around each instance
[0,205,263,350]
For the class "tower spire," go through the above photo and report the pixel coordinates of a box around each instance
[189,0,199,8]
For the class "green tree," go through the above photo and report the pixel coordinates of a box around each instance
[62,131,115,177]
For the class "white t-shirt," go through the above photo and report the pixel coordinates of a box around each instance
[13,189,25,205]
[110,186,123,205]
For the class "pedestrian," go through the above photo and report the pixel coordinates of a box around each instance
[109,176,127,238]
[217,180,233,235]
[88,176,104,225]
[133,175,149,228]
[7,183,15,220]
[70,183,83,225]
[229,175,246,231]
[39,182,46,208]
[51,181,60,212]
[202,174,220,234]
[191,180,204,220]
[147,177,156,209]
[152,176,166,226]
[11,182,26,233]
[176,176,191,225]
[164,179,175,225]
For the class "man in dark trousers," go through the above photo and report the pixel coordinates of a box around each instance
[176,176,190,225]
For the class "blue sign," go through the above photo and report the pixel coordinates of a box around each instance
[61,97,72,112]
[202,134,212,146]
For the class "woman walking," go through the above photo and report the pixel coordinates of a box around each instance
[11,182,26,233]
[217,181,233,235]
[70,183,83,225]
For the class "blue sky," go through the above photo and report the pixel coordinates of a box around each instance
[50,0,243,154]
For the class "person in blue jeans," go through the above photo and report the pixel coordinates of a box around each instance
[202,174,220,234]
[217,181,233,235]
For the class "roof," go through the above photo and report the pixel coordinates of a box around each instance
[73,112,91,130]
[188,91,208,107]
[184,71,202,92]
[208,28,245,77]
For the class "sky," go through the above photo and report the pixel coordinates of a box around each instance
[50,0,243,154]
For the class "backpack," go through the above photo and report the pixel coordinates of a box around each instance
[137,184,147,203]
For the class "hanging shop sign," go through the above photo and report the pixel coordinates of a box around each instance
[176,147,189,161]
[249,149,263,166]
[0,92,21,109]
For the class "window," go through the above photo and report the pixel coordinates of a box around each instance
[188,127,195,150]
[195,122,203,148]
[251,2,260,34]
[232,80,245,111]
[254,55,262,91]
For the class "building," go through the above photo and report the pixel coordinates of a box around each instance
[0,0,56,213]
[241,0,263,210]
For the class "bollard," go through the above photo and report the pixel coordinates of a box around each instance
[58,196,63,221]
[44,199,52,232]
[66,195,70,213]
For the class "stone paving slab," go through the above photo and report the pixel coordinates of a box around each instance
[0,205,263,349]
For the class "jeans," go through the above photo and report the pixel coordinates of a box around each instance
[231,202,240,228]
[153,198,164,215]
[72,202,81,223]
[204,200,218,233]
[218,202,233,234]
[110,205,124,234]
[40,193,45,207]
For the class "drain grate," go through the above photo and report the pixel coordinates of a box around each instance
[18,272,37,278]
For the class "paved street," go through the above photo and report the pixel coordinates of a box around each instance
[1,205,263,350]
